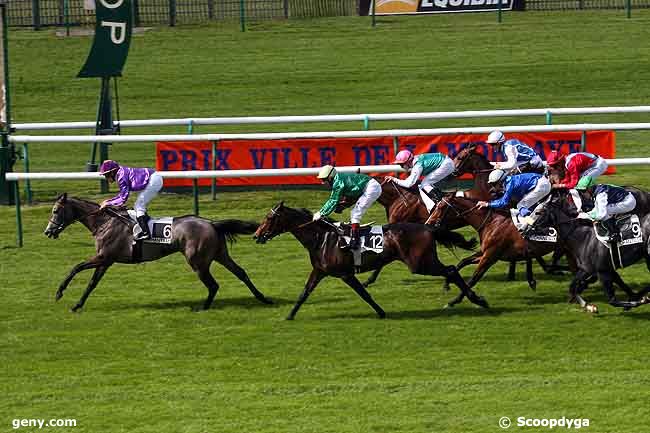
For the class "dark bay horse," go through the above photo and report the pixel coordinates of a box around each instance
[353,175,476,287]
[253,202,489,320]
[44,193,271,311]
[427,195,564,305]
[532,191,650,310]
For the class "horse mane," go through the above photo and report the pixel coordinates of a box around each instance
[373,175,420,196]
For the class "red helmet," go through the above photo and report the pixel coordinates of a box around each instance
[99,160,119,175]
[546,151,567,167]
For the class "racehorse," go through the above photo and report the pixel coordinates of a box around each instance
[426,195,565,305]
[531,190,650,310]
[346,175,475,288]
[450,144,566,279]
[253,202,489,320]
[44,193,271,311]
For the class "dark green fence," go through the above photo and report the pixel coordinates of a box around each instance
[526,0,650,9]
[8,0,357,28]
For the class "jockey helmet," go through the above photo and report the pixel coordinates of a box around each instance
[487,169,507,185]
[546,150,567,167]
[575,176,595,190]
[486,130,506,146]
[99,160,119,175]
[392,149,414,166]
[316,165,336,180]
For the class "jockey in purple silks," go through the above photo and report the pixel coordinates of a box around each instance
[99,160,164,240]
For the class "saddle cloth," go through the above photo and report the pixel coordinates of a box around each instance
[593,214,644,269]
[127,210,174,244]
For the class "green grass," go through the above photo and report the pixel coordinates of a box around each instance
[3,11,650,433]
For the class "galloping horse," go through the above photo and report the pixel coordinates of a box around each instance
[254,202,489,320]
[427,195,564,305]
[348,175,475,288]
[531,191,650,310]
[44,193,271,311]
[449,144,566,279]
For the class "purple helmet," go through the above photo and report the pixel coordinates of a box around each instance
[99,160,119,175]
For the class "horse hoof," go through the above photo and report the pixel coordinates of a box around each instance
[529,281,537,292]
[70,305,81,313]
[55,291,63,301]
[585,304,599,314]
[477,297,490,309]
[377,311,387,319]
[443,303,453,309]
[285,315,295,321]
[260,297,273,305]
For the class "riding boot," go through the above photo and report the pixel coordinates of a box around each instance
[135,214,151,241]
[605,218,619,242]
[349,223,361,250]
[423,185,443,202]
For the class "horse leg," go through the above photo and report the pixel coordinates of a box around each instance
[70,264,110,312]
[362,266,382,288]
[599,272,644,310]
[507,261,517,281]
[341,275,386,318]
[443,252,480,292]
[218,254,272,304]
[611,271,645,301]
[194,266,220,311]
[56,256,104,301]
[287,269,325,320]
[526,257,536,292]
[443,265,489,309]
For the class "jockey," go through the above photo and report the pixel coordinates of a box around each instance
[386,149,455,199]
[313,165,381,249]
[547,150,608,190]
[576,177,636,241]
[477,169,551,230]
[99,160,164,241]
[486,130,544,174]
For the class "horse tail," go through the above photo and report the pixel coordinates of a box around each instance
[434,228,478,252]
[211,219,258,243]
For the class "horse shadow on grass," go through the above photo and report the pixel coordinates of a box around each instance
[326,305,523,321]
[123,296,296,311]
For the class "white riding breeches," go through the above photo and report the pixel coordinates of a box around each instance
[581,157,608,179]
[134,172,164,217]
[596,193,636,221]
[350,179,382,224]
[517,176,551,211]
[420,156,456,191]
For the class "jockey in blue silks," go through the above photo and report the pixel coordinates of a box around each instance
[486,130,544,174]
[477,169,551,231]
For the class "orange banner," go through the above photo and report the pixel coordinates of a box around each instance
[156,131,615,187]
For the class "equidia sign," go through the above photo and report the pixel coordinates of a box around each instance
[370,0,513,14]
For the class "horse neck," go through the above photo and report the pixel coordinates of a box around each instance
[452,198,496,232]
[283,208,328,249]
[69,198,104,234]
[377,181,422,222]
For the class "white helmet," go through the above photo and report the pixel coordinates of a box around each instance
[486,130,506,145]
[316,165,336,180]
[487,169,506,184]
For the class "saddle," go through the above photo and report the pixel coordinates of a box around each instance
[593,214,644,269]
[126,210,174,244]
[333,222,384,272]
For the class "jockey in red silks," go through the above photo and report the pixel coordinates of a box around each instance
[99,160,164,240]
[547,150,608,190]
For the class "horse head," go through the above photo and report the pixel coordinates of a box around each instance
[254,201,298,244]
[44,193,74,239]
[452,144,490,176]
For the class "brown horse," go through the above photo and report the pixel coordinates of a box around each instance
[44,193,271,311]
[447,145,567,281]
[427,195,565,306]
[253,202,489,319]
